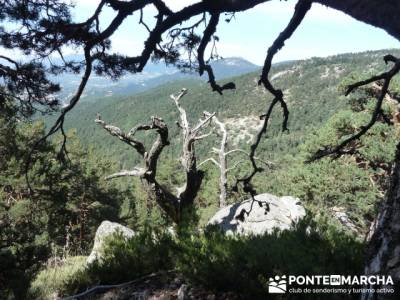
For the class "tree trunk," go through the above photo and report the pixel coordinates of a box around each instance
[363,141,400,299]
[313,0,400,41]
[214,115,228,208]
[219,150,228,208]
[141,178,181,223]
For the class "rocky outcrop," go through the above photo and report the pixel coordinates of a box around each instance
[330,206,360,234]
[207,193,306,236]
[87,221,135,264]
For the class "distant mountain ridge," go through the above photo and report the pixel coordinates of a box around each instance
[54,57,260,103]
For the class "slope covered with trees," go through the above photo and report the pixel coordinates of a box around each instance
[46,49,398,230]
[58,50,397,158]
[45,51,395,224]
[0,99,137,298]
[2,0,400,297]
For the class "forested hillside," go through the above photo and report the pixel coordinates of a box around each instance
[3,49,399,299]
[49,49,399,228]
[59,49,398,160]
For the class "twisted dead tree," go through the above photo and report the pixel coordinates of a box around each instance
[199,113,273,208]
[95,88,214,223]
[199,113,229,208]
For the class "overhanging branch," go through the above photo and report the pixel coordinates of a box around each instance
[233,0,311,218]
[309,54,400,162]
[241,0,310,184]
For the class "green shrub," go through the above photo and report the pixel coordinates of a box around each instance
[63,228,177,296]
[176,217,363,299]
[29,256,87,300]
[52,217,363,300]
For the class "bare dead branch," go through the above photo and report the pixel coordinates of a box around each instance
[225,149,249,156]
[171,89,214,149]
[95,114,146,156]
[170,88,189,130]
[105,168,145,180]
[226,160,247,173]
[232,0,312,218]
[259,0,311,132]
[198,158,220,168]
[200,113,272,208]
[195,130,214,140]
[192,112,216,133]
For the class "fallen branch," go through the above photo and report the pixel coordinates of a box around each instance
[61,269,177,300]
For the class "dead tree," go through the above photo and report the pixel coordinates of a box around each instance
[199,113,273,208]
[95,88,214,224]
[198,113,229,208]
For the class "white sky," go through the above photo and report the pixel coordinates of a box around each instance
[2,0,399,65]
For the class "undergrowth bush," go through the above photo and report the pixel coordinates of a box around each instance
[176,217,363,299]
[33,217,364,299]
[29,256,87,300]
[63,227,176,295]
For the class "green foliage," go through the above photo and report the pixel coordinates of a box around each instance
[39,216,363,299]
[0,100,134,299]
[29,256,87,300]
[49,49,400,228]
[260,95,396,230]
[63,228,176,295]
[261,157,380,229]
[94,230,174,281]
[5,49,400,298]
[177,218,363,299]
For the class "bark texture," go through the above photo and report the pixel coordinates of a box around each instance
[363,142,400,299]
[314,0,400,41]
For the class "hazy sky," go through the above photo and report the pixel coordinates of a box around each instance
[72,0,400,65]
[2,0,398,65]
